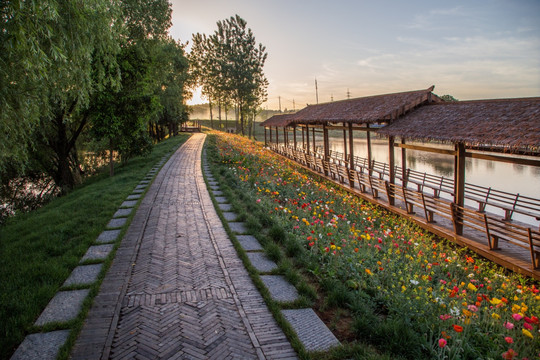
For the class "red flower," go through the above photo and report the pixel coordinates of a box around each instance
[452,324,463,333]
[502,348,518,360]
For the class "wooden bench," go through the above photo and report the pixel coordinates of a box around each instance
[353,169,370,193]
[465,184,540,225]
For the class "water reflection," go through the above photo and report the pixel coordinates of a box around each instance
[327,137,540,199]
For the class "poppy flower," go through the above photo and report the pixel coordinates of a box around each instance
[438,338,447,348]
[452,324,463,332]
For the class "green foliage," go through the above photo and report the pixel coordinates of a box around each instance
[190,15,268,135]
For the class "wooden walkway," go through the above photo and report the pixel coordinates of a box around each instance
[269,145,540,281]
[70,133,296,359]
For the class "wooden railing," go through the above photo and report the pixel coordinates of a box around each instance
[270,144,540,269]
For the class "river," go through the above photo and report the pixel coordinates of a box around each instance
[300,136,540,225]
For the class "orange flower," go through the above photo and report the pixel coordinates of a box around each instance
[452,324,463,333]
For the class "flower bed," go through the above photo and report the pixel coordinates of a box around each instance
[210,132,539,359]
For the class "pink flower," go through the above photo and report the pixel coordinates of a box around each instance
[467,305,478,312]
[504,336,513,344]
[439,314,452,321]
[256,199,261,203]
[438,338,447,348]
[504,321,514,329]
[512,313,523,322]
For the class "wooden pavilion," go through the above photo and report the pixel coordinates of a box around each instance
[261,87,540,279]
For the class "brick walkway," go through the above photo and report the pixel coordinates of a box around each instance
[70,133,297,359]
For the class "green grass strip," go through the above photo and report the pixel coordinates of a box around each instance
[0,134,190,360]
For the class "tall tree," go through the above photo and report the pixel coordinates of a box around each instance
[209,15,268,135]
[0,0,120,180]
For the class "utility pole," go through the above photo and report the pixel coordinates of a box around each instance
[315,78,319,104]
[331,94,334,102]
[293,99,295,111]
[347,88,351,99]
[279,96,281,112]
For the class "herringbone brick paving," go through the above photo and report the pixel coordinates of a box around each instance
[70,133,297,360]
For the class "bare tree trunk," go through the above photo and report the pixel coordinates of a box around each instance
[209,96,214,129]
[218,101,222,130]
[109,138,114,177]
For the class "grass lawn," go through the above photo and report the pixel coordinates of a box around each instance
[0,134,189,360]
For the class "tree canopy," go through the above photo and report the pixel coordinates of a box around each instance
[1,0,190,217]
[190,15,268,135]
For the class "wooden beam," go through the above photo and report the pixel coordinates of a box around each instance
[305,124,310,155]
[454,143,466,235]
[349,122,355,186]
[342,122,348,161]
[388,136,395,205]
[466,152,540,167]
[366,123,372,174]
[395,143,456,156]
[323,123,329,176]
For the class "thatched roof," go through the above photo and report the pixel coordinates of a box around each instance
[260,113,297,128]
[377,98,540,153]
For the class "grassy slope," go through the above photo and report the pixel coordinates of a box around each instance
[0,134,189,359]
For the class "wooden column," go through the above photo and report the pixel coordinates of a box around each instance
[293,125,297,150]
[388,136,395,205]
[323,123,329,176]
[348,122,355,187]
[306,125,310,155]
[342,122,348,162]
[269,127,273,144]
[283,127,287,148]
[301,126,305,150]
[401,138,407,185]
[312,127,316,153]
[264,127,267,146]
[276,126,279,145]
[366,124,372,175]
[454,142,466,235]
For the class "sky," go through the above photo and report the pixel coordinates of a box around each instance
[169,0,540,110]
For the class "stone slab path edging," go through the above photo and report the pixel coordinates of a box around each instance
[11,150,176,360]
[70,133,297,359]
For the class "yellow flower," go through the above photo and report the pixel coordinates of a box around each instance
[467,283,478,292]
[521,303,528,313]
[365,269,372,276]
[490,298,502,305]
[522,328,534,339]
[462,309,472,317]
[492,313,500,319]
[512,304,521,313]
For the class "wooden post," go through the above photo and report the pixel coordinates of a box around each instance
[388,136,395,205]
[302,126,305,150]
[343,122,348,162]
[276,126,279,145]
[348,122,355,187]
[269,127,273,144]
[264,127,267,146]
[454,142,466,235]
[401,138,407,185]
[312,127,316,154]
[283,127,287,148]
[323,123,329,176]
[306,125,310,155]
[366,124,372,175]
[293,125,297,150]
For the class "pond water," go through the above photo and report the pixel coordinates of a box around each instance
[297,136,540,225]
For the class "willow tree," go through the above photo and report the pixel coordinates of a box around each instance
[0,0,120,187]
